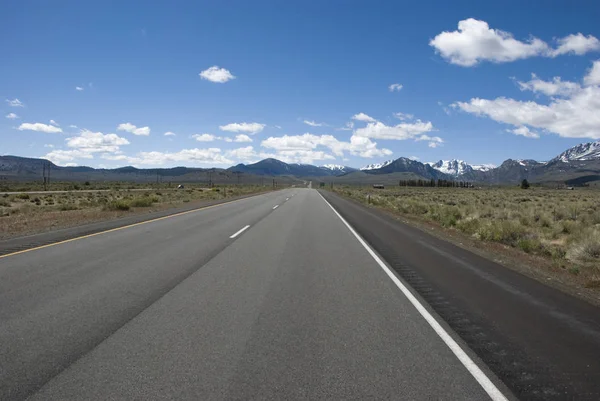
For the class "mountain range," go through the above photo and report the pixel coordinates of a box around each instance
[2,139,600,186]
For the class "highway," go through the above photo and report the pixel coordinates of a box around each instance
[0,188,598,399]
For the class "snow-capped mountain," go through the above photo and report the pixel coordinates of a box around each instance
[360,160,393,170]
[550,140,600,163]
[321,164,346,171]
[426,160,472,176]
[471,164,496,172]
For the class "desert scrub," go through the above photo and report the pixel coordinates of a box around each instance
[128,196,158,207]
[331,185,600,277]
[104,200,131,211]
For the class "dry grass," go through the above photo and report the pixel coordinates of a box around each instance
[0,184,269,239]
[332,186,600,288]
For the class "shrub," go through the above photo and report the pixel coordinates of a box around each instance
[517,238,542,253]
[104,200,130,211]
[0,199,10,207]
[567,233,600,261]
[59,204,78,211]
[16,193,30,200]
[129,197,155,207]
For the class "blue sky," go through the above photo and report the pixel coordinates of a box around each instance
[2,0,600,168]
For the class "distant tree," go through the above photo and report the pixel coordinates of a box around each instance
[521,179,530,189]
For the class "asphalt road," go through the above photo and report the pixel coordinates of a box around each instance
[0,188,512,400]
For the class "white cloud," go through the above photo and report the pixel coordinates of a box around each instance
[550,33,600,57]
[6,98,24,107]
[416,134,444,148]
[428,142,440,148]
[354,120,435,140]
[226,146,260,162]
[351,113,377,122]
[18,123,63,134]
[199,66,236,83]
[192,133,219,142]
[517,74,580,97]
[393,112,414,121]
[584,60,600,86]
[44,144,54,148]
[5,113,19,119]
[131,148,232,166]
[303,120,325,127]
[64,162,78,167]
[408,156,420,161]
[219,122,265,134]
[389,83,403,92]
[75,86,84,91]
[164,131,176,136]
[273,125,282,129]
[454,63,600,139]
[44,149,93,164]
[66,130,130,153]
[430,19,599,67]
[50,119,59,126]
[69,124,78,129]
[336,121,354,131]
[224,134,253,143]
[117,122,151,136]
[506,126,540,139]
[261,133,392,159]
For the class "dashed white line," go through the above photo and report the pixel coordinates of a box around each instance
[317,192,509,401]
[272,205,279,210]
[286,198,289,201]
[229,225,250,239]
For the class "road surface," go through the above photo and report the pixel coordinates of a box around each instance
[0,188,597,399]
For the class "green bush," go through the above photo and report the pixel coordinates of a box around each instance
[104,200,130,211]
[59,204,78,211]
[16,193,30,200]
[129,197,155,207]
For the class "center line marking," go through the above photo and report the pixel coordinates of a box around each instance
[286,198,289,201]
[230,225,250,239]
[272,205,279,209]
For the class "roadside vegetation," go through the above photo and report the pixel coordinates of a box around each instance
[331,185,600,290]
[0,183,270,239]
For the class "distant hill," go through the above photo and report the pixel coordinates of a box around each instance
[228,158,355,177]
[3,138,600,185]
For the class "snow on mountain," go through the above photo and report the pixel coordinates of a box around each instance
[471,164,496,172]
[321,164,347,171]
[425,160,473,176]
[360,160,393,170]
[551,140,600,163]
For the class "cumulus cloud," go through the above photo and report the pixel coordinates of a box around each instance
[117,122,151,136]
[44,149,93,164]
[393,112,414,121]
[336,121,354,131]
[584,60,600,86]
[199,66,236,83]
[128,148,232,166]
[303,120,325,127]
[50,119,59,126]
[261,133,392,160]
[550,33,600,57]
[75,86,84,91]
[6,98,24,107]
[354,120,434,140]
[66,130,130,153]
[430,19,599,66]
[506,126,540,139]
[219,122,265,134]
[389,83,403,92]
[351,113,377,122]
[517,74,581,97]
[5,113,19,119]
[164,131,176,136]
[454,62,600,139]
[18,123,63,134]
[192,133,219,142]
[224,134,253,143]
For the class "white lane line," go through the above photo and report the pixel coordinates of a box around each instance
[272,205,279,210]
[286,198,289,201]
[317,192,509,401]
[229,225,250,239]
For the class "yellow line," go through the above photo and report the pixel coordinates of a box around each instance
[0,194,262,260]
